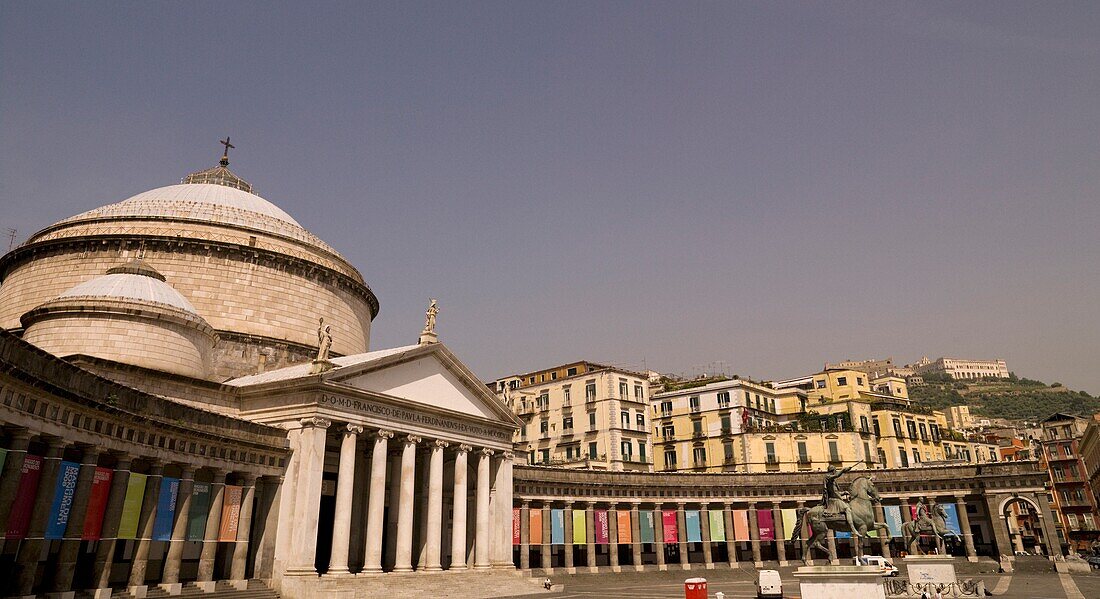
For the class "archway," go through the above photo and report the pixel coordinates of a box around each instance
[997,496,1047,557]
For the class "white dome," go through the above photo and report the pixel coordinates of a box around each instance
[59,272,200,314]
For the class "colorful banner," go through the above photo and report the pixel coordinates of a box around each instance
[617,510,632,544]
[733,510,750,541]
[940,503,963,535]
[6,454,43,539]
[512,508,521,545]
[781,509,798,541]
[550,509,564,545]
[709,509,725,542]
[82,467,113,540]
[594,510,609,544]
[530,509,543,544]
[152,477,180,541]
[685,510,702,543]
[757,509,775,541]
[884,505,904,538]
[571,508,586,544]
[187,482,211,541]
[117,473,147,540]
[639,510,655,543]
[218,485,242,542]
[662,509,678,543]
[45,460,81,539]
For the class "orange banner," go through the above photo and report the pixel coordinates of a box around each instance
[616,510,632,544]
[530,509,543,544]
[218,485,242,542]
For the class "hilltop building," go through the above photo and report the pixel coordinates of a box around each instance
[910,357,1010,380]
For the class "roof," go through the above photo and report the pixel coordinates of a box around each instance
[225,344,421,387]
[58,271,200,315]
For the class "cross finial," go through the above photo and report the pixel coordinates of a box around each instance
[219,136,235,166]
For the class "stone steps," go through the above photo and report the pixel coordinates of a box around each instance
[295,570,554,599]
[103,580,278,599]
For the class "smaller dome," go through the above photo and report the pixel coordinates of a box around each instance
[59,262,200,315]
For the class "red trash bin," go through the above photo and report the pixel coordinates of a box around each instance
[684,577,707,599]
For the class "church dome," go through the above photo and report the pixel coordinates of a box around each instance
[56,259,200,314]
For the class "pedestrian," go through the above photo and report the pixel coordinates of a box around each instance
[934,586,943,599]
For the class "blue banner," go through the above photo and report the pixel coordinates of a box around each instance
[550,509,564,545]
[152,477,180,541]
[884,505,904,538]
[940,503,963,535]
[45,461,81,539]
[639,510,655,543]
[685,510,702,543]
[835,530,851,539]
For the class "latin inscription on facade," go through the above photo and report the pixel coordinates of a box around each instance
[320,394,512,440]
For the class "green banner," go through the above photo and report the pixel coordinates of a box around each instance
[639,510,655,543]
[187,482,211,541]
[709,509,725,541]
[117,473,147,539]
[572,509,586,544]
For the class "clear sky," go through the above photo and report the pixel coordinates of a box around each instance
[2,2,1098,392]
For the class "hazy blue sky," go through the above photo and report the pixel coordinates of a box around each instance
[2,2,1098,392]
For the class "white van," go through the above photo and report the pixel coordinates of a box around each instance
[854,555,899,576]
[756,569,783,598]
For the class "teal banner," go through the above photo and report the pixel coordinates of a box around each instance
[550,509,564,545]
[685,510,702,543]
[639,510,655,543]
[187,482,211,541]
[884,505,904,538]
[940,503,963,535]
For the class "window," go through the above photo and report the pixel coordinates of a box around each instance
[912,449,921,464]
[900,451,909,468]
[863,442,872,463]
[639,442,647,462]
[717,391,730,407]
[816,379,826,389]
[693,446,707,464]
[551,372,557,380]
[563,416,573,431]
[660,400,673,416]
[634,384,644,401]
[919,423,928,441]
[689,396,700,411]
[837,377,847,386]
[1067,513,1079,530]
[538,392,549,410]
[856,377,863,386]
[930,424,940,443]
[620,411,630,428]
[765,442,777,463]
[664,450,677,469]
[859,415,869,432]
[563,386,571,404]
[621,440,633,460]
[567,367,578,376]
[828,441,840,463]
[661,424,675,439]
[636,413,646,428]
[720,415,732,433]
[585,381,597,402]
[693,419,704,436]
[540,420,549,434]
[724,443,735,462]
[588,411,596,429]
[619,380,628,399]
[540,448,550,463]
[565,446,575,459]
[878,448,888,466]
[768,398,775,413]
[797,441,809,463]
[589,442,598,458]
[873,418,881,436]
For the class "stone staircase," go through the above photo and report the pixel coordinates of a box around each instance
[309,570,554,599]
[106,580,278,599]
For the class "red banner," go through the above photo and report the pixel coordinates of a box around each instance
[512,508,521,545]
[616,510,632,544]
[757,509,775,541]
[595,510,609,544]
[81,467,114,540]
[530,509,543,544]
[218,485,242,542]
[662,509,678,544]
[6,454,43,539]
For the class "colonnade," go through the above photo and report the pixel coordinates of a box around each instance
[278,418,515,579]
[0,427,265,597]
[513,494,985,572]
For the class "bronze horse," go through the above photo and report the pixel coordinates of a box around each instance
[794,475,885,560]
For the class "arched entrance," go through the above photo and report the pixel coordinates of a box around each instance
[997,496,1047,556]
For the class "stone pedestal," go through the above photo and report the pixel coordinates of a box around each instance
[793,565,885,599]
[902,555,957,585]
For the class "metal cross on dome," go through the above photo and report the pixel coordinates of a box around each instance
[219,136,235,166]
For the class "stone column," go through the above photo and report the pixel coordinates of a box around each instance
[826,529,839,565]
[449,444,470,571]
[197,470,227,586]
[1034,492,1064,559]
[955,495,977,561]
[723,502,737,567]
[654,506,666,570]
[540,503,552,572]
[362,429,392,574]
[474,448,494,569]
[424,439,448,571]
[499,453,515,569]
[797,500,811,565]
[89,454,132,595]
[585,502,597,572]
[15,437,67,597]
[676,502,690,569]
[748,502,763,567]
[394,434,421,572]
[630,502,643,571]
[519,500,531,570]
[982,494,1013,564]
[0,430,32,535]
[700,505,714,569]
[899,497,912,526]
[286,417,331,576]
[773,503,788,566]
[563,501,575,573]
[874,502,891,559]
[161,465,197,591]
[230,475,258,583]
[608,503,620,572]
[128,461,165,592]
[327,424,362,576]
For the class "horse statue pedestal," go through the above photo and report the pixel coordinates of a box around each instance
[793,565,885,599]
[903,554,957,585]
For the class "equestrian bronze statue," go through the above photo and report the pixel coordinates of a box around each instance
[902,498,960,555]
[794,465,885,561]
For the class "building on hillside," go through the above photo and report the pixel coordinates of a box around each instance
[824,357,896,379]
[1040,413,1100,553]
[911,357,1010,380]
[492,362,652,471]
[945,405,975,430]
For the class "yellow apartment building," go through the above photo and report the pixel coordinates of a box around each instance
[493,361,653,471]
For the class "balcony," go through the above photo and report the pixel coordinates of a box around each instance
[561,400,572,411]
[691,430,708,440]
[657,435,676,444]
[1048,453,1078,462]
[690,405,701,413]
[1053,473,1086,483]
[797,456,811,465]
[1059,498,1094,508]
[723,456,737,465]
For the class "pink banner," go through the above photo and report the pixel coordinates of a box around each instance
[82,467,113,540]
[616,510,632,544]
[733,510,750,541]
[513,508,521,545]
[662,509,678,543]
[218,485,242,542]
[595,510,609,544]
[757,509,775,541]
[6,454,42,539]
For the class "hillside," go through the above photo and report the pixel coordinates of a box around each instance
[908,374,1100,422]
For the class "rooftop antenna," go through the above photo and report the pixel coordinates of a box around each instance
[3,228,16,251]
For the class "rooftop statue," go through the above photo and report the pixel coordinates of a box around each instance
[316,317,333,362]
[423,298,439,334]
